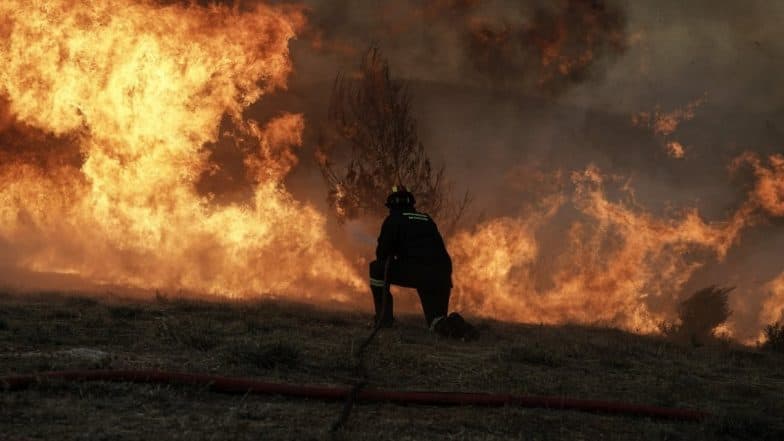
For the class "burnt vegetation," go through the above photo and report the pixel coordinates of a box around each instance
[762,321,784,353]
[660,286,733,346]
[317,47,469,233]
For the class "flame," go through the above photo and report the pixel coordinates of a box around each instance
[530,0,626,86]
[732,152,784,335]
[632,95,706,137]
[0,0,362,299]
[0,1,777,341]
[450,166,752,332]
[633,95,705,159]
[732,152,784,217]
[665,141,685,159]
[463,0,626,93]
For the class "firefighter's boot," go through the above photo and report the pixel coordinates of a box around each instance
[432,313,479,341]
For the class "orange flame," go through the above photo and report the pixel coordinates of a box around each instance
[0,0,362,299]
[632,95,705,158]
[450,166,752,333]
[732,152,784,218]
[665,141,685,159]
[761,273,784,326]
[0,1,777,341]
[729,152,784,338]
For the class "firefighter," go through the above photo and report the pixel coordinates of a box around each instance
[369,185,478,340]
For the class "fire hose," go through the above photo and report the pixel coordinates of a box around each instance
[0,369,709,421]
[329,255,394,433]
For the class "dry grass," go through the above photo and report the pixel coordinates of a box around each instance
[1,291,783,440]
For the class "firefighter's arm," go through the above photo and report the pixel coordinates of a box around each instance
[375,216,399,261]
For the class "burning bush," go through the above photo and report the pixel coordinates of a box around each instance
[660,286,733,346]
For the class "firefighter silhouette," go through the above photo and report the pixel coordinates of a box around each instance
[369,186,478,340]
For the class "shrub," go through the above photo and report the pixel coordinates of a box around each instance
[154,290,169,303]
[661,286,733,346]
[762,322,784,353]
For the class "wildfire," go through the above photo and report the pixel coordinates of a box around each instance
[633,95,705,158]
[450,166,751,332]
[665,141,685,159]
[0,1,779,341]
[0,0,362,299]
[731,152,784,336]
[732,152,784,217]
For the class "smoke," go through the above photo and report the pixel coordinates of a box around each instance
[274,0,784,339]
[284,0,628,95]
[462,0,626,94]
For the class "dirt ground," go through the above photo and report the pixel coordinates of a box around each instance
[1,291,782,440]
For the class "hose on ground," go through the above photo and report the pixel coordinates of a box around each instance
[330,256,394,433]
[0,369,710,422]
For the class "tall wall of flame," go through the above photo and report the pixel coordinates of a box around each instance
[0,0,362,299]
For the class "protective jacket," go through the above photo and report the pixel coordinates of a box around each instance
[369,208,452,326]
[375,209,451,269]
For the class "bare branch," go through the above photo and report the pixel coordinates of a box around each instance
[317,47,470,230]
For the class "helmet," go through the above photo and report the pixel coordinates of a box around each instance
[385,185,416,209]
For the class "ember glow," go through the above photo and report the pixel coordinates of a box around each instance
[632,95,706,137]
[1,1,783,340]
[665,141,685,159]
[632,95,705,159]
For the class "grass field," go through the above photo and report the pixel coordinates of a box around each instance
[1,291,783,440]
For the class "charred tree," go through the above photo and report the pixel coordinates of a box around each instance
[317,47,468,234]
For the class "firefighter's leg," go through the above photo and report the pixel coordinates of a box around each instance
[369,260,393,325]
[416,284,451,327]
